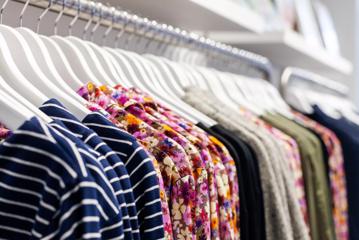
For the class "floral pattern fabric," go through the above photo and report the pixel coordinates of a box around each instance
[293,111,348,240]
[78,83,196,240]
[112,85,240,239]
[101,85,211,240]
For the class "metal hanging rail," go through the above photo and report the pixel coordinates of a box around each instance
[281,67,349,97]
[10,0,273,79]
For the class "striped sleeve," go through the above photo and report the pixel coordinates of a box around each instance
[40,100,137,240]
[0,117,123,239]
[48,121,130,239]
[83,112,165,239]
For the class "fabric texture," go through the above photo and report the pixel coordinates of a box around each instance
[183,88,309,240]
[293,110,348,240]
[78,83,195,240]
[40,99,138,240]
[0,117,124,239]
[262,113,336,240]
[308,106,359,240]
[207,123,266,240]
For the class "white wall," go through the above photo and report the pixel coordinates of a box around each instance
[320,0,357,103]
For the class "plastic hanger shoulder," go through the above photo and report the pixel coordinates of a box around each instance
[87,41,121,84]
[0,31,47,107]
[0,84,33,131]
[51,36,101,85]
[145,55,185,97]
[0,75,51,123]
[16,28,87,104]
[40,35,84,89]
[0,27,89,119]
[67,36,115,85]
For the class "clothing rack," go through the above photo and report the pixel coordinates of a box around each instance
[8,0,273,80]
[280,67,349,98]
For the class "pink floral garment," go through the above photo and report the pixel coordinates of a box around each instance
[113,86,240,240]
[293,111,348,240]
[100,85,211,240]
[78,83,196,240]
[142,145,174,240]
[112,85,222,240]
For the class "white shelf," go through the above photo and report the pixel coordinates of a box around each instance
[109,0,266,33]
[206,30,353,78]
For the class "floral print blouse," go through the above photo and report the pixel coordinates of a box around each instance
[100,85,211,240]
[293,111,348,240]
[78,83,196,240]
[111,85,240,240]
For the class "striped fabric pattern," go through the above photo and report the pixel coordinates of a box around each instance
[40,99,139,240]
[48,119,131,239]
[0,117,124,239]
[82,112,165,240]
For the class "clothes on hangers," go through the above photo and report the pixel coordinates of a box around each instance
[183,88,310,240]
[196,122,265,240]
[307,105,358,240]
[77,82,241,240]
[0,79,354,240]
[0,19,354,240]
[292,111,348,240]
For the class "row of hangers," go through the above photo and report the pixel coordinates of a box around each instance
[281,67,359,124]
[0,0,351,133]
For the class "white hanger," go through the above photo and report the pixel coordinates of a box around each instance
[0,75,52,124]
[67,35,116,85]
[145,55,187,97]
[115,48,202,123]
[89,42,121,84]
[217,72,265,115]
[16,28,89,105]
[0,33,48,107]
[34,0,86,89]
[52,36,102,85]
[0,22,90,120]
[40,36,84,89]
[63,2,116,85]
[142,54,217,125]
[193,66,239,110]
[0,87,34,131]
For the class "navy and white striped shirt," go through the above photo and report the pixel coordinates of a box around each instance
[83,111,165,240]
[48,119,131,239]
[0,117,124,239]
[40,99,140,239]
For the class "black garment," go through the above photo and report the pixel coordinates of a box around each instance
[308,106,359,240]
[197,122,265,240]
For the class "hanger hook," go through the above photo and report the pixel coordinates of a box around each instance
[83,1,95,40]
[160,25,174,55]
[114,11,128,48]
[143,20,157,53]
[123,14,139,50]
[68,0,80,36]
[0,0,9,24]
[36,0,52,33]
[135,18,150,46]
[19,0,31,27]
[90,2,103,42]
[54,0,66,35]
[101,6,115,46]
